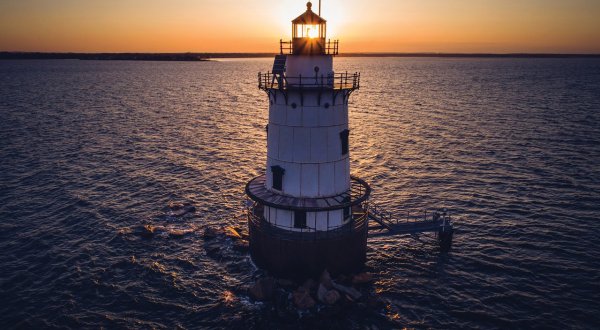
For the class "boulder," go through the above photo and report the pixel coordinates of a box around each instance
[324,289,341,305]
[203,226,220,239]
[117,227,133,236]
[293,287,315,310]
[168,229,190,238]
[168,202,196,217]
[233,226,247,239]
[352,272,373,285]
[137,224,155,238]
[249,277,276,301]
[317,283,328,303]
[168,201,184,209]
[274,288,294,318]
[225,226,243,239]
[332,281,362,301]
[318,283,341,305]
[319,269,333,289]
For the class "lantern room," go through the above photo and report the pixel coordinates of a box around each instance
[291,2,328,55]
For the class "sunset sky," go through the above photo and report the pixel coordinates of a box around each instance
[1,0,599,53]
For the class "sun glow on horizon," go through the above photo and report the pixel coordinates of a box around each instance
[0,0,599,53]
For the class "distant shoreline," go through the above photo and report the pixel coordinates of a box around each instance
[1,51,599,61]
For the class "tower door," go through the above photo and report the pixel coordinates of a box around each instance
[294,210,307,228]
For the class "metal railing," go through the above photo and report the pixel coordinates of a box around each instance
[366,201,452,226]
[280,40,292,55]
[245,175,371,212]
[326,40,339,55]
[247,201,368,240]
[279,39,339,55]
[258,71,360,91]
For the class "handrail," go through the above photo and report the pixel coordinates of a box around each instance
[280,39,292,55]
[366,201,452,226]
[258,71,360,91]
[279,39,339,55]
[245,175,370,212]
[325,39,339,55]
[247,201,368,240]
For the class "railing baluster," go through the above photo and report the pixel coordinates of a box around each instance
[259,72,359,92]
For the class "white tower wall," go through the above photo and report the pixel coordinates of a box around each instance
[266,92,350,198]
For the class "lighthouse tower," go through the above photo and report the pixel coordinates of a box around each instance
[246,2,370,277]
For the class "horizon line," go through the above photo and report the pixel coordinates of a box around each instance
[1,51,599,60]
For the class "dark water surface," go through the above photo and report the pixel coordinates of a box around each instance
[1,58,600,329]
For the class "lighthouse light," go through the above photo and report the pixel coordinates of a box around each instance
[296,24,321,38]
[307,26,319,38]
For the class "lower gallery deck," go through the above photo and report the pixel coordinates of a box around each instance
[246,202,368,277]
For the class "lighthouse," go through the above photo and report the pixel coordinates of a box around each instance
[245,2,370,277]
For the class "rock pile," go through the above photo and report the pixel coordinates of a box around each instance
[198,223,390,325]
[166,202,196,217]
[202,225,250,258]
[248,269,376,312]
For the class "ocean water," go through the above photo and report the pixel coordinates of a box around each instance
[1,57,599,329]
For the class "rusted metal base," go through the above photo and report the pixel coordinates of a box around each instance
[248,217,368,278]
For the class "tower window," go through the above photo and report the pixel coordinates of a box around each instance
[271,165,285,190]
[340,129,349,155]
[294,210,307,228]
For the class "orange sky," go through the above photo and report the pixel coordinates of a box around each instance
[1,0,599,53]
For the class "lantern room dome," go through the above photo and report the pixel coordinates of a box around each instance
[292,2,326,25]
[289,1,330,54]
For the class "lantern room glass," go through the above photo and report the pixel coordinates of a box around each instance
[293,22,326,39]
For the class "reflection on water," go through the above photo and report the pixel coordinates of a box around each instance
[1,58,599,328]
